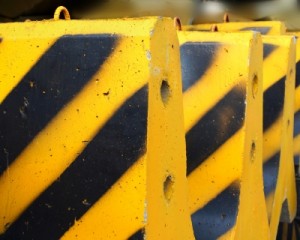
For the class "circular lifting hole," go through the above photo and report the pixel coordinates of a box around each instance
[160,80,170,105]
[250,141,256,162]
[163,175,174,203]
[252,74,258,99]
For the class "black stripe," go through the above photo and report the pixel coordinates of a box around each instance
[295,221,300,239]
[186,85,246,175]
[191,182,240,240]
[263,43,277,59]
[276,223,283,240]
[180,42,218,92]
[263,77,285,132]
[288,222,293,240]
[128,228,145,240]
[296,178,300,220]
[263,152,280,197]
[0,85,148,240]
[240,27,271,34]
[0,34,118,175]
[296,60,300,88]
[294,111,300,137]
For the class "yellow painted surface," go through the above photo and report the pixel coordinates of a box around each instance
[183,21,286,35]
[0,17,194,239]
[178,31,269,240]
[218,226,236,240]
[234,32,269,240]
[287,32,300,110]
[262,36,297,240]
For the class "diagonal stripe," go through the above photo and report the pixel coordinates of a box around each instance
[188,129,243,214]
[128,228,145,240]
[180,42,218,92]
[296,61,300,88]
[186,85,246,175]
[62,157,146,240]
[263,115,282,161]
[191,182,240,240]
[240,27,271,34]
[295,87,300,111]
[0,37,148,234]
[217,226,236,240]
[263,152,280,197]
[0,34,118,175]
[294,111,300,137]
[263,77,285,132]
[263,44,278,59]
[0,85,148,240]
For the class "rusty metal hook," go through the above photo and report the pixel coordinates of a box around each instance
[174,17,182,31]
[210,24,218,32]
[223,13,230,23]
[54,6,71,20]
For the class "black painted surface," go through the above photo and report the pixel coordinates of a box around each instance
[296,60,300,88]
[240,27,271,35]
[276,222,283,240]
[180,42,218,92]
[186,85,246,175]
[0,85,148,240]
[191,183,240,240]
[128,228,145,240]
[294,111,300,137]
[0,34,118,175]
[263,152,280,197]
[263,43,277,59]
[263,77,285,132]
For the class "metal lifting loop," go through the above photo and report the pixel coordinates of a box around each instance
[223,13,230,23]
[54,6,71,20]
[210,24,218,32]
[174,17,182,31]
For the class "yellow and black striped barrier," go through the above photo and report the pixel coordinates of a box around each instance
[183,21,286,35]
[182,22,299,239]
[0,16,195,239]
[177,30,270,240]
[183,21,300,175]
[261,36,297,240]
[288,32,300,165]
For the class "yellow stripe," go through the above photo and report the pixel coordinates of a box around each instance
[180,35,251,132]
[43,18,195,240]
[0,38,56,103]
[182,21,285,35]
[265,191,275,220]
[0,38,149,233]
[263,117,282,162]
[295,87,300,111]
[62,157,146,240]
[188,130,243,213]
[0,17,164,104]
[262,42,291,91]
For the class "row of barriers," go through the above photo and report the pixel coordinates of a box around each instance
[0,7,299,240]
